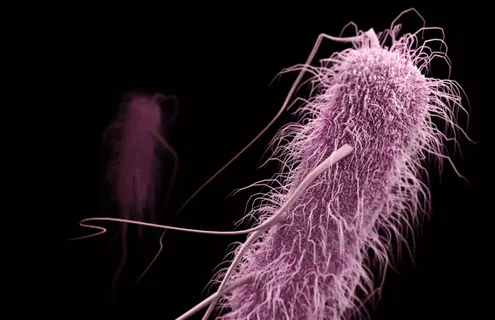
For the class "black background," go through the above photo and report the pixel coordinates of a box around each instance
[63,4,491,320]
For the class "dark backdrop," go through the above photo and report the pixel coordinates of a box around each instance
[63,4,490,320]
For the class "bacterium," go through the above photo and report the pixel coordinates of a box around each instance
[71,92,178,284]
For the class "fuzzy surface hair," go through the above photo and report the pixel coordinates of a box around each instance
[212,22,467,320]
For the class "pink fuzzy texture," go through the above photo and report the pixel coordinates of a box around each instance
[105,92,170,222]
[213,25,467,319]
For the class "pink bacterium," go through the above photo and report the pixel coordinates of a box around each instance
[104,92,178,225]
[70,92,178,283]
[200,11,472,320]
[73,8,473,320]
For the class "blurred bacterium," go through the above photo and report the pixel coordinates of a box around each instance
[71,92,178,284]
